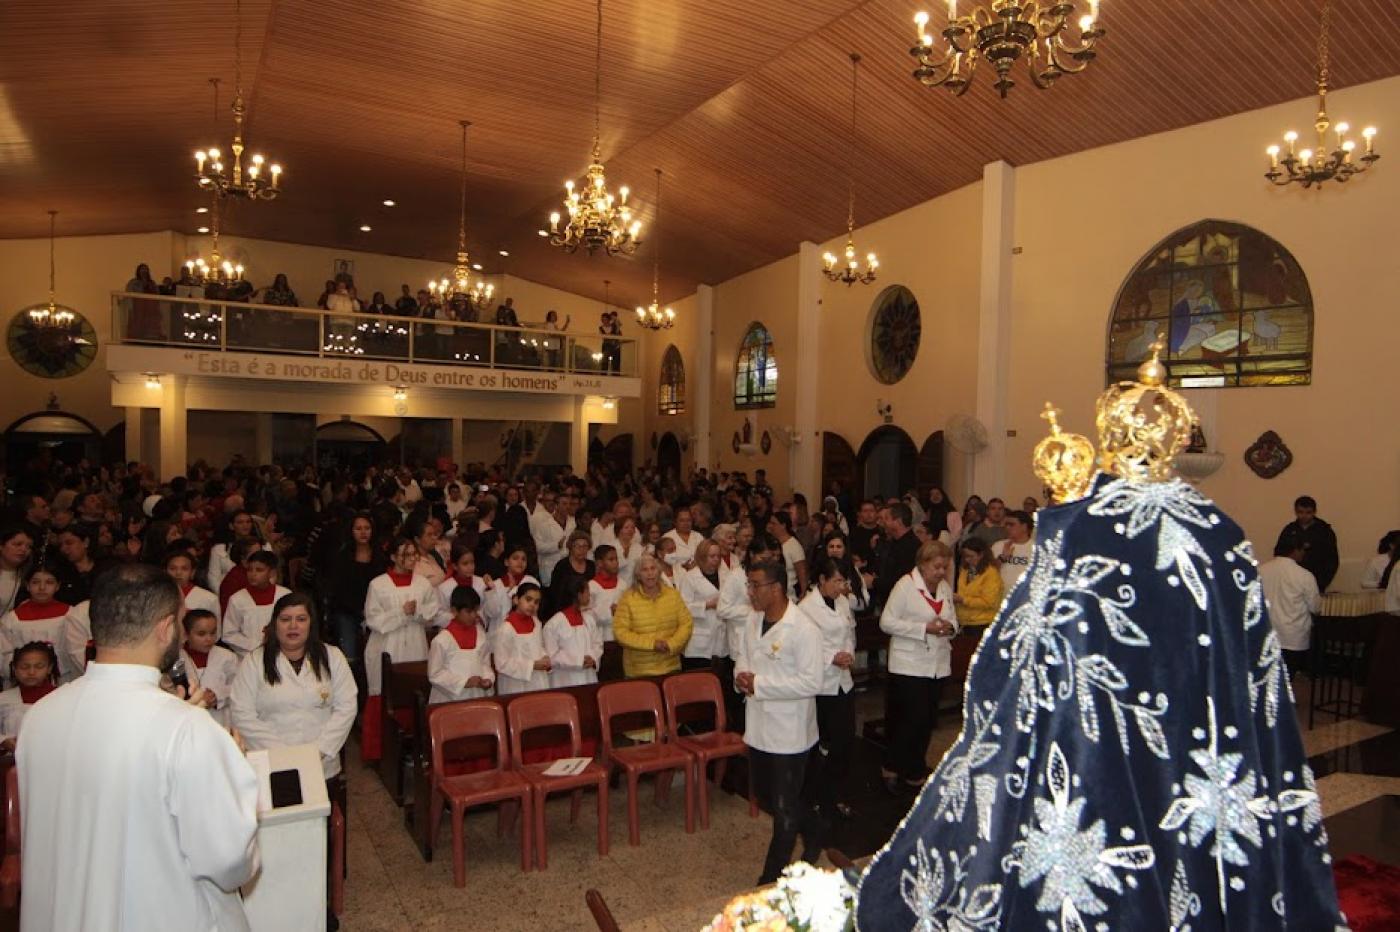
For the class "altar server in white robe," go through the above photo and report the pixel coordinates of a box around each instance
[221,551,290,657]
[588,544,623,642]
[492,581,551,694]
[181,608,238,728]
[543,576,603,688]
[0,641,59,750]
[427,585,494,704]
[434,541,489,628]
[363,537,441,697]
[19,564,258,932]
[481,544,538,632]
[230,591,358,780]
[679,539,727,669]
[166,549,220,628]
[0,565,72,684]
[58,599,91,681]
[733,557,827,886]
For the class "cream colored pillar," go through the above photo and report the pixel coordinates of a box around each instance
[693,284,715,473]
[570,398,589,476]
[973,161,1016,500]
[790,242,822,501]
[124,407,144,464]
[158,374,189,479]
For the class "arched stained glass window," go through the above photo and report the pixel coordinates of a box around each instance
[1107,219,1313,388]
[734,323,778,409]
[658,345,685,415]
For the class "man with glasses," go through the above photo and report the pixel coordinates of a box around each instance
[530,488,574,586]
[734,558,826,885]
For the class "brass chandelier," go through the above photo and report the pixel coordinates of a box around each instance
[1265,1,1379,189]
[909,0,1105,99]
[823,53,879,287]
[185,194,245,285]
[635,169,675,330]
[428,121,494,313]
[194,0,283,199]
[26,211,77,329]
[544,0,640,256]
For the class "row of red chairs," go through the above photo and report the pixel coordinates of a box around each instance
[424,672,754,888]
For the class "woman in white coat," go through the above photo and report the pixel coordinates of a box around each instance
[679,540,727,670]
[363,537,441,698]
[879,540,958,792]
[229,592,358,781]
[613,516,644,589]
[799,555,857,818]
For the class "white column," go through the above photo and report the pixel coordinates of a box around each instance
[973,161,1016,499]
[569,398,589,476]
[693,284,714,473]
[790,242,822,501]
[124,407,144,464]
[254,413,274,465]
[158,374,188,480]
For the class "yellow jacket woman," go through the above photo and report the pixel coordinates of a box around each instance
[611,554,693,677]
[954,537,1004,629]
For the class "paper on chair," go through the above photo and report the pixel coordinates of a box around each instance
[541,757,592,777]
[247,749,273,813]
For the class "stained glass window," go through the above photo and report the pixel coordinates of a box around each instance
[1106,220,1313,388]
[734,323,778,409]
[658,345,685,415]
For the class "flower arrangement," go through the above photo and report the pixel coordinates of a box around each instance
[705,863,855,932]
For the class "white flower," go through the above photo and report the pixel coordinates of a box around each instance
[775,863,855,932]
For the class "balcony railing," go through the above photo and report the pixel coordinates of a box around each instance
[110,291,637,378]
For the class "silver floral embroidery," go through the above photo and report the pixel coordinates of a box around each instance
[1250,630,1285,727]
[1007,742,1155,917]
[1168,860,1201,931]
[898,839,1002,932]
[1087,478,1214,539]
[1156,514,1213,611]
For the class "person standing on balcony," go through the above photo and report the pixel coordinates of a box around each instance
[124,263,162,341]
[541,309,570,369]
[394,284,418,317]
[259,273,298,307]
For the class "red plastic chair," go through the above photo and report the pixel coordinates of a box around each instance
[585,888,622,932]
[427,701,533,886]
[507,693,609,869]
[596,680,694,846]
[1,767,18,909]
[662,671,757,829]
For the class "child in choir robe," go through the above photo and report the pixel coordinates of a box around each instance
[588,545,623,643]
[167,548,220,633]
[482,545,539,631]
[363,537,442,699]
[427,585,494,704]
[0,566,71,686]
[491,582,550,695]
[656,538,679,588]
[221,551,290,658]
[217,537,262,614]
[0,641,59,750]
[58,600,91,681]
[543,577,602,688]
[180,609,237,727]
[435,540,490,629]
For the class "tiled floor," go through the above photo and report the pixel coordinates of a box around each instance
[338,676,1398,931]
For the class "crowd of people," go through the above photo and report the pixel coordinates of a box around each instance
[2,447,1395,892]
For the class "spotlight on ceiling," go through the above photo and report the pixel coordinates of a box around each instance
[359,224,372,232]
[197,226,210,234]
[196,206,209,214]
[382,199,396,207]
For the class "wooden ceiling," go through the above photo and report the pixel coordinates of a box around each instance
[4,0,1400,305]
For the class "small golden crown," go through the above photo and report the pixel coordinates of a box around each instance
[1094,335,1194,483]
[1033,403,1096,504]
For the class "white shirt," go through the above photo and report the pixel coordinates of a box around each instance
[679,567,726,659]
[531,512,576,586]
[482,574,540,632]
[492,615,550,695]
[1260,555,1321,651]
[1360,553,1392,590]
[716,562,752,662]
[205,542,271,598]
[798,589,856,696]
[998,539,1034,591]
[363,573,440,696]
[588,577,624,642]
[221,586,291,658]
[593,522,620,553]
[662,528,701,569]
[1,601,73,687]
[614,538,644,588]
[880,571,959,679]
[427,626,494,704]
[0,689,39,744]
[733,600,823,755]
[182,645,239,728]
[779,536,806,599]
[59,601,91,681]
[543,609,603,688]
[19,663,259,932]
[229,646,358,779]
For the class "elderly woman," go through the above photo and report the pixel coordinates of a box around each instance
[610,554,693,678]
[879,539,958,793]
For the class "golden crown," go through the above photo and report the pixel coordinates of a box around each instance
[1032,403,1096,504]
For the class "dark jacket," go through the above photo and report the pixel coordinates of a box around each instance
[1275,517,1339,591]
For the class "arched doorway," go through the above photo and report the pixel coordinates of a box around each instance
[4,410,102,476]
[315,420,387,470]
[856,426,916,502]
[603,433,634,480]
[917,431,945,498]
[657,432,682,483]
[821,432,858,508]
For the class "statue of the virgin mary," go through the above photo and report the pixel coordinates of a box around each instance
[855,345,1347,931]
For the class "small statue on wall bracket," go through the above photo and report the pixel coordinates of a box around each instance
[1244,430,1293,479]
[760,431,772,454]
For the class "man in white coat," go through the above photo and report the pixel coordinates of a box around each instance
[1260,531,1321,680]
[734,558,826,885]
[18,564,260,932]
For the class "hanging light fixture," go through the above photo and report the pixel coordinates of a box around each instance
[544,0,641,256]
[824,53,879,287]
[193,0,283,199]
[908,0,1105,99]
[636,169,676,330]
[26,211,77,329]
[1265,1,1379,188]
[428,120,494,313]
[184,193,244,285]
